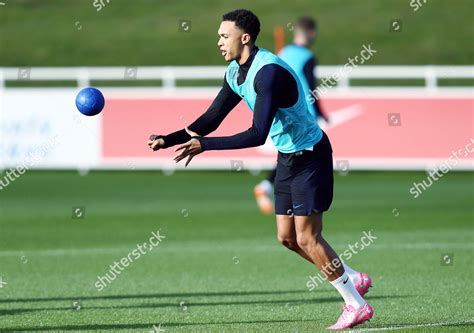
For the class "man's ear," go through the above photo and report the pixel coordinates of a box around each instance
[241,33,251,45]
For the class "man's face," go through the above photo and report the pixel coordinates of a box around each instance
[295,27,316,46]
[217,21,248,62]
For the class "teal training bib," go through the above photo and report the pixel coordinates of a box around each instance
[225,48,322,153]
[278,44,316,117]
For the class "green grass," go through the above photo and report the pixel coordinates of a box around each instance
[0,170,473,332]
[0,0,473,66]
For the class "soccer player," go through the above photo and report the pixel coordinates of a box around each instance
[148,9,373,329]
[254,16,329,215]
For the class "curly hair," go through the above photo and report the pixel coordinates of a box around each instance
[222,9,261,43]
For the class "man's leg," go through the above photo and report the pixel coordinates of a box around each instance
[276,214,313,263]
[294,212,373,329]
[276,213,370,294]
[294,212,345,280]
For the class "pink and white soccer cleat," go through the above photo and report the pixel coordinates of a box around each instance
[327,302,374,330]
[353,272,372,297]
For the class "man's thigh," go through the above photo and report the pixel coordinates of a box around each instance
[274,162,294,216]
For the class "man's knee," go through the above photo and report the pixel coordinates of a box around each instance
[277,233,298,251]
[295,213,324,249]
[296,231,323,249]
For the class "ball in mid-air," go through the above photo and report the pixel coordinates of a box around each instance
[75,87,105,116]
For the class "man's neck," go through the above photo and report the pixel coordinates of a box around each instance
[238,45,255,65]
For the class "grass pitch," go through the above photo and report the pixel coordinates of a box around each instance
[0,170,473,332]
[1,0,473,66]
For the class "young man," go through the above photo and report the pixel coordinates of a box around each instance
[254,16,329,215]
[148,9,373,329]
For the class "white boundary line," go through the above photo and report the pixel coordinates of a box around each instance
[349,319,474,332]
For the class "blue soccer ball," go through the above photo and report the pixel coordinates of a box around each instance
[75,87,105,116]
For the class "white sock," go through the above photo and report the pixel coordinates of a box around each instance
[342,262,359,284]
[330,272,365,309]
[258,179,273,194]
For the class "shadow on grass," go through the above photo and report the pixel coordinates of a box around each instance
[0,289,311,304]
[0,294,406,317]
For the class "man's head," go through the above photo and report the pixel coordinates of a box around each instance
[218,9,260,62]
[294,16,317,47]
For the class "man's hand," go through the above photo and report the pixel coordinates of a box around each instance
[148,135,166,151]
[173,128,203,167]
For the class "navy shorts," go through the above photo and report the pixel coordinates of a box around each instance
[274,131,334,216]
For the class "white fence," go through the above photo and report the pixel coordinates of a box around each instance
[0,66,473,90]
[0,66,473,171]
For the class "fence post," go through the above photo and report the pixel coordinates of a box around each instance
[425,66,437,91]
[162,68,176,89]
[78,68,90,87]
[0,69,4,89]
[338,75,350,90]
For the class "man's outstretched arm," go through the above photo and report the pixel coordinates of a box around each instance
[149,77,241,150]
